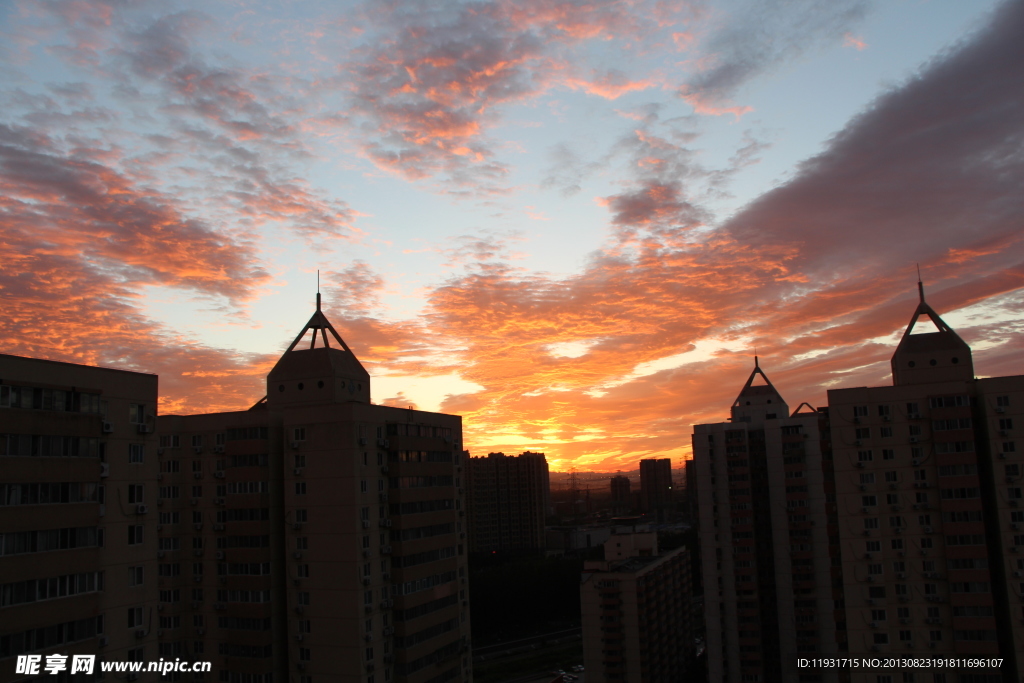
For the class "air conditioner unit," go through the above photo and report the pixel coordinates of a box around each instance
[214,523,224,531]
[194,549,203,557]
[362,520,370,528]
[853,417,861,424]
[213,445,224,453]
[197,628,205,635]
[193,472,202,479]
[214,471,224,478]
[382,572,390,580]
[864,553,873,559]
[191,498,199,505]
[293,522,303,530]
[997,406,1007,413]
[382,520,392,528]
[891,505,901,512]
[293,551,303,559]
[157,550,165,558]
[363,549,371,558]
[883,415,891,422]
[383,626,393,635]
[866,576,874,582]
[381,465,389,474]
[854,440,862,447]
[99,463,109,478]
[869,621,877,629]
[890,483,898,490]
[924,526,933,533]
[382,545,392,554]
[215,497,225,505]
[363,577,371,586]
[898,573,906,579]
[192,523,201,531]
[157,604,164,611]
[364,605,373,614]
[360,437,368,445]
[194,575,201,583]
[294,467,303,476]
[98,636,109,647]
[910,436,919,443]
[900,618,909,625]
[856,462,865,469]
[138,424,152,434]
[157,630,164,637]
[214,603,225,610]
[102,421,114,433]
[194,446,202,454]
[136,504,148,514]
[909,413,921,420]
[859,484,866,491]
[158,447,165,455]
[297,634,305,642]
[156,498,164,507]
[192,601,201,608]
[216,551,225,560]
[379,493,388,502]
[291,441,300,449]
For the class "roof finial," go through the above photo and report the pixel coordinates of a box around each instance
[316,270,321,311]
[754,347,758,368]
[916,263,925,303]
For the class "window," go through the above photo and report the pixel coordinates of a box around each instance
[1007,464,1021,476]
[920,537,933,548]
[868,587,886,598]
[296,537,308,550]
[159,435,180,448]
[129,526,143,545]
[854,406,869,418]
[859,451,873,462]
[880,427,893,438]
[361,480,368,493]
[298,565,309,578]
[864,518,879,529]
[997,396,1010,407]
[885,471,897,482]
[856,428,870,439]
[868,564,882,575]
[128,484,144,503]
[891,539,903,550]
[892,561,905,572]
[299,648,311,661]
[294,428,306,442]
[914,469,927,481]
[298,592,310,605]
[878,406,891,417]
[295,509,308,523]
[860,473,876,484]
[906,402,920,415]
[1000,419,1014,430]
[866,541,881,552]
[128,607,143,628]
[862,496,877,507]
[871,609,887,621]
[909,425,922,436]
[1004,442,1016,453]
[873,633,889,644]
[129,404,145,424]
[191,435,202,448]
[129,566,144,586]
[916,492,929,503]
[295,482,307,495]
[882,449,894,460]
[886,494,898,505]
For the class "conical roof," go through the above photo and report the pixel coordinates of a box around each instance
[891,280,973,386]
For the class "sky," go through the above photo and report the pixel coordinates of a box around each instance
[1,0,1022,473]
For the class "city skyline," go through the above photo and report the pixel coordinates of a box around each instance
[1,0,1022,472]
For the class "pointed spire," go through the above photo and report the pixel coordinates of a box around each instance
[917,263,925,303]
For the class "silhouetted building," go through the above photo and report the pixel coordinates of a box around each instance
[0,296,474,683]
[639,458,673,514]
[610,474,630,510]
[466,451,549,553]
[692,359,841,683]
[0,355,159,675]
[831,284,1019,679]
[581,519,691,682]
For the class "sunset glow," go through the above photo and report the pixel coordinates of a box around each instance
[2,0,1022,472]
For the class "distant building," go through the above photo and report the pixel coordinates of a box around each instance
[610,474,631,510]
[692,359,841,683]
[831,285,1021,678]
[0,355,159,673]
[580,519,691,682]
[466,451,550,553]
[639,458,673,514]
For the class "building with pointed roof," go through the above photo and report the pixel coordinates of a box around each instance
[153,295,473,683]
[0,294,473,683]
[692,360,841,683]
[829,283,1019,680]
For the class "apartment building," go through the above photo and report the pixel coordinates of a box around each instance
[1,354,159,681]
[639,459,673,515]
[830,286,1019,680]
[2,295,473,683]
[580,520,691,682]
[692,359,841,683]
[465,451,549,554]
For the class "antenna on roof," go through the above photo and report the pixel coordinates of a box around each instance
[316,269,321,311]
[916,263,925,303]
[754,347,758,368]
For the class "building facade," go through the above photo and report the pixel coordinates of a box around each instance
[830,287,1019,680]
[580,521,691,682]
[465,451,550,554]
[692,360,841,683]
[1,354,160,680]
[1,297,473,683]
[639,459,673,515]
